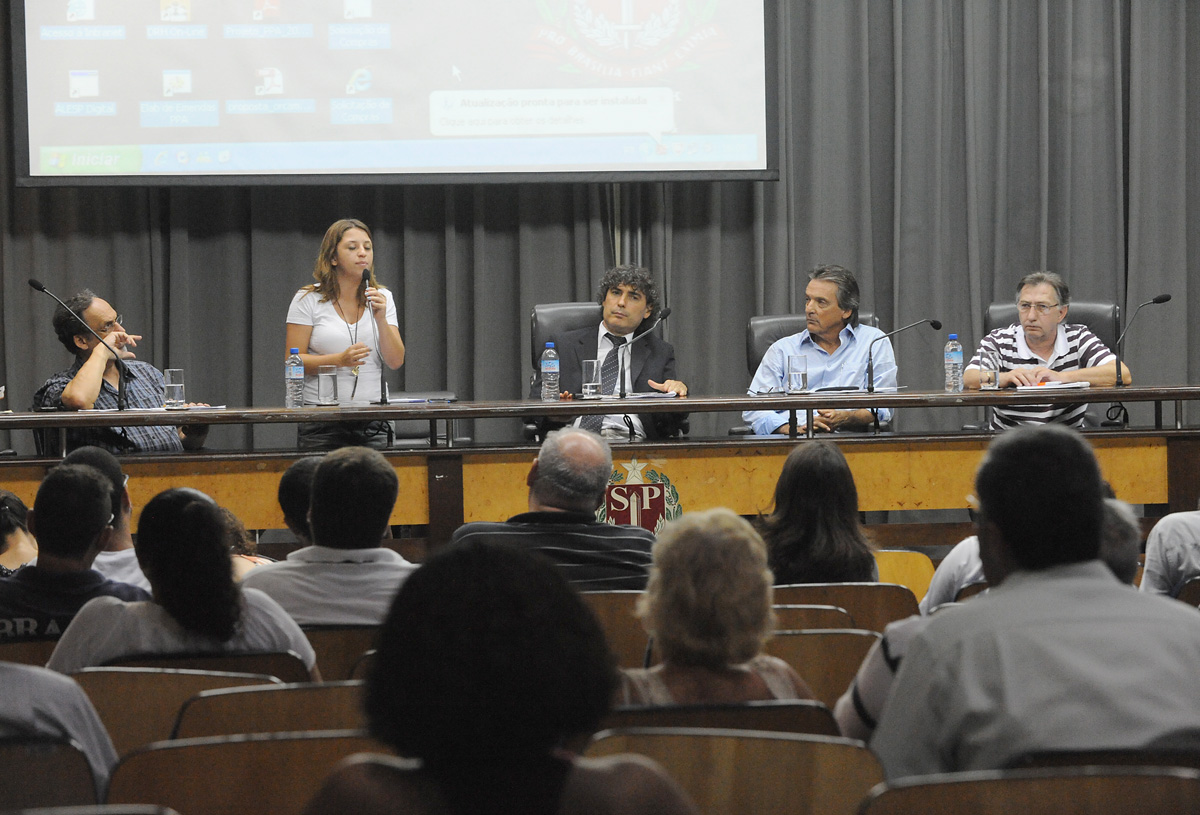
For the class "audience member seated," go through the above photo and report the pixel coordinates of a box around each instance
[1140,505,1200,598]
[0,489,37,576]
[619,508,814,706]
[61,446,150,592]
[870,425,1200,778]
[242,447,417,624]
[756,442,877,584]
[920,489,1136,613]
[220,507,275,581]
[47,488,318,680]
[839,497,1144,742]
[451,427,654,590]
[302,540,697,815]
[0,465,149,640]
[275,455,323,547]
[0,661,117,794]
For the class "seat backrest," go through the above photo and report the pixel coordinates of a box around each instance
[0,637,60,667]
[0,735,98,808]
[872,551,936,602]
[578,590,649,669]
[859,766,1200,815]
[103,651,310,684]
[587,727,882,815]
[772,604,856,630]
[106,730,385,815]
[173,681,366,740]
[1011,747,1200,771]
[600,699,839,737]
[530,302,603,370]
[985,301,1120,352]
[746,312,879,374]
[1176,577,1200,607]
[763,629,881,708]
[771,583,919,634]
[71,667,280,758]
[302,626,379,682]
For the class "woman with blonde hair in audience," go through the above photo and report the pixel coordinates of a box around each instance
[47,488,319,680]
[757,441,877,584]
[619,507,814,705]
[304,539,695,815]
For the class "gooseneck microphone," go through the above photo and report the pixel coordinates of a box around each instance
[1113,294,1170,387]
[619,307,672,399]
[866,318,942,393]
[362,268,388,405]
[28,278,129,410]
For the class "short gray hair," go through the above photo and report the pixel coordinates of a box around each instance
[532,428,613,512]
[1016,271,1071,307]
[1100,498,1140,585]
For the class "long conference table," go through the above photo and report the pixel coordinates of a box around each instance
[2,386,1199,551]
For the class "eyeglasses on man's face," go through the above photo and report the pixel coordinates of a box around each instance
[1017,302,1061,315]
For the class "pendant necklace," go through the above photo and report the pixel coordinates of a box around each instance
[333,298,362,378]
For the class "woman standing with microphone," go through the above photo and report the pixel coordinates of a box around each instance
[286,218,405,450]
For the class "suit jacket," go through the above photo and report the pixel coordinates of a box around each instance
[530,325,686,440]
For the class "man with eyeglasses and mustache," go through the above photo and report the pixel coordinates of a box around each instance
[963,272,1131,428]
[31,289,207,454]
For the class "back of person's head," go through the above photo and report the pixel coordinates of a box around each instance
[136,488,241,641]
[32,464,112,560]
[365,540,615,769]
[759,441,873,582]
[641,508,775,671]
[309,447,397,549]
[530,427,612,513]
[975,424,1102,569]
[277,455,322,541]
[1100,498,1140,585]
[0,490,30,540]
[51,289,96,356]
[63,446,126,526]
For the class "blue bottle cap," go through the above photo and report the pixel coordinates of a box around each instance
[948,334,957,340]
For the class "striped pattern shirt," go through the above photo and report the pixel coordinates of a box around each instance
[966,323,1114,429]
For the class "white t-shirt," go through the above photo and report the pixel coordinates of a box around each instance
[46,587,316,675]
[286,287,399,405]
[92,548,150,593]
[241,545,417,625]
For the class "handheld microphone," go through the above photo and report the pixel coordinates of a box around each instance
[361,268,388,405]
[866,318,941,393]
[1113,294,1170,387]
[619,307,672,398]
[28,278,129,410]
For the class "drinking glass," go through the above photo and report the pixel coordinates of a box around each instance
[317,365,339,405]
[786,355,808,394]
[581,359,602,398]
[164,369,186,408]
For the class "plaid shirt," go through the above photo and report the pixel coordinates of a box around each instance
[31,358,183,455]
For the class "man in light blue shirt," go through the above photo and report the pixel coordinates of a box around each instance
[744,265,897,435]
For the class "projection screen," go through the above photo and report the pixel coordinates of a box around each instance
[11,0,776,186]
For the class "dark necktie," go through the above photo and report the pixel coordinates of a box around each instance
[580,334,626,432]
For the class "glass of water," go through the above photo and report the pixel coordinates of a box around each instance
[317,365,339,405]
[786,355,808,394]
[164,369,186,408]
[581,359,601,398]
[979,354,1000,390]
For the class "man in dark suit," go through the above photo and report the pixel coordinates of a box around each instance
[532,265,688,441]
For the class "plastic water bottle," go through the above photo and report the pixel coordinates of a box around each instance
[540,342,560,402]
[944,334,964,393]
[285,348,305,408]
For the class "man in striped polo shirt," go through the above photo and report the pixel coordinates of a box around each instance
[963,272,1131,429]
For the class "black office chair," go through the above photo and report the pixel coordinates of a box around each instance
[969,300,1121,429]
[732,312,880,435]
[525,302,685,441]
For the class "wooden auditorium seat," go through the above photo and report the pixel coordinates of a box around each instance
[0,735,99,807]
[102,650,311,684]
[859,766,1200,815]
[872,550,935,602]
[301,625,379,682]
[587,727,883,815]
[579,590,650,669]
[772,603,856,630]
[772,583,919,633]
[763,629,881,709]
[173,680,366,739]
[600,699,839,737]
[0,637,60,667]
[105,730,385,815]
[71,667,280,757]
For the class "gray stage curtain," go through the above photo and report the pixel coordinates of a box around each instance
[1,1,1197,453]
